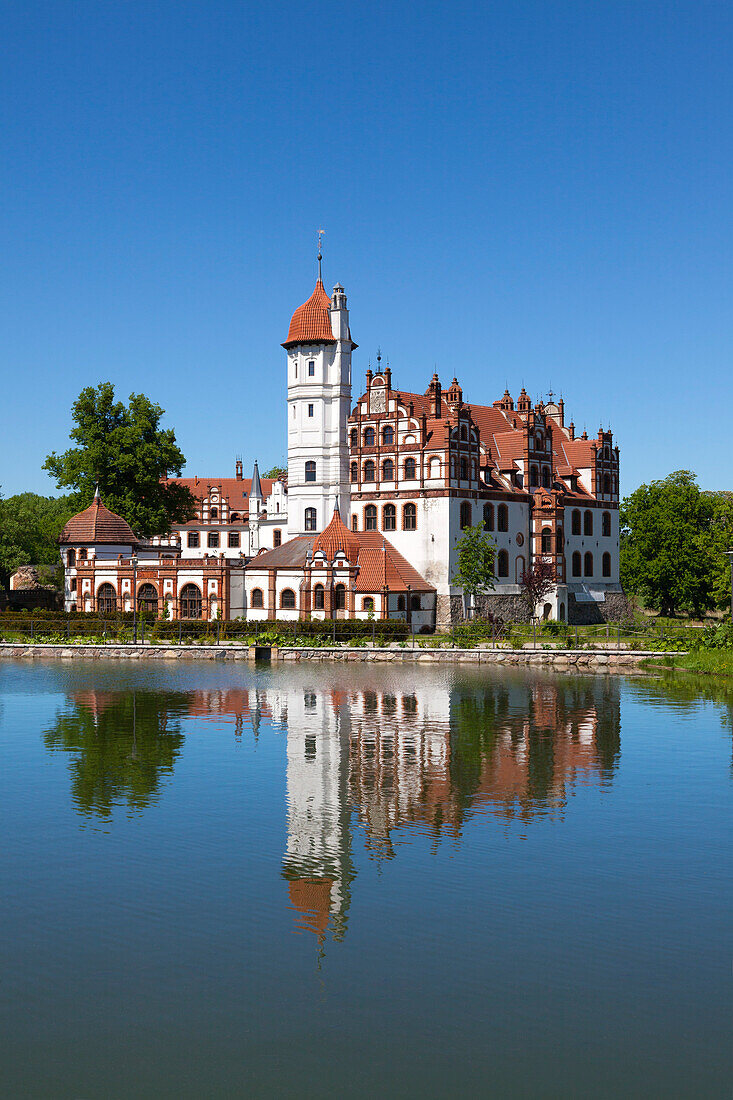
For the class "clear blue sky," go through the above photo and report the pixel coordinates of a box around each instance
[1,0,731,497]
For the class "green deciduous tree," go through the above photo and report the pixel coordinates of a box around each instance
[262,465,287,479]
[43,383,196,538]
[620,470,718,617]
[0,489,77,586]
[451,523,496,615]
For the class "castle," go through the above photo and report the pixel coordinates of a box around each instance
[60,260,622,627]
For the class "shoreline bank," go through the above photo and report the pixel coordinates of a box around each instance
[0,642,675,671]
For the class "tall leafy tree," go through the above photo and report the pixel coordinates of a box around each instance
[0,490,77,586]
[451,523,496,615]
[620,470,716,617]
[43,383,196,537]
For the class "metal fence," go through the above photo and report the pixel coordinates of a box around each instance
[0,614,707,650]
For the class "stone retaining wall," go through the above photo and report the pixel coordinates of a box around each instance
[0,642,671,670]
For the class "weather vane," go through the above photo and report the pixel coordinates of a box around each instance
[317,228,324,279]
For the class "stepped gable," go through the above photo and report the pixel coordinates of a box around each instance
[312,506,360,562]
[59,490,137,545]
[163,475,278,524]
[282,279,336,348]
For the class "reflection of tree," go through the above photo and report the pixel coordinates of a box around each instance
[44,692,188,819]
[447,677,622,824]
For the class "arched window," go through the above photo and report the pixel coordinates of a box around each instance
[542,467,551,488]
[273,529,282,547]
[382,458,394,480]
[602,552,611,578]
[498,504,508,532]
[97,583,116,614]
[382,425,394,446]
[363,460,375,482]
[403,503,417,530]
[557,526,564,553]
[535,432,544,450]
[350,462,358,483]
[281,588,296,609]
[180,583,202,619]
[460,502,472,529]
[497,549,509,577]
[483,503,494,531]
[572,509,581,536]
[363,597,374,612]
[584,552,593,577]
[404,457,416,480]
[383,504,396,531]
[137,583,158,615]
[603,473,611,494]
[584,510,593,536]
[351,514,358,531]
[460,425,467,441]
[515,555,526,583]
[210,507,218,519]
[602,511,611,537]
[429,456,441,479]
[304,507,317,531]
[397,595,406,611]
[350,428,357,447]
[572,552,582,577]
[530,466,539,487]
[333,584,346,611]
[541,527,552,554]
[251,588,263,608]
[364,427,375,446]
[313,584,324,610]
[230,513,240,523]
[365,505,377,531]
[67,548,76,566]
[460,457,468,480]
[305,461,316,483]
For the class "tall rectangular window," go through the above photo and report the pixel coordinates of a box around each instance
[188,531,200,548]
[308,403,314,417]
[308,360,315,377]
[228,531,240,548]
[208,532,220,549]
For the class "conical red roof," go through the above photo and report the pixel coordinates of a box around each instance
[313,506,360,562]
[60,492,137,545]
[282,279,336,348]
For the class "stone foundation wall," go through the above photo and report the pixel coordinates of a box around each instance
[436,592,532,629]
[0,642,671,672]
[568,590,631,625]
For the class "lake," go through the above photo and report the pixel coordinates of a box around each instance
[0,660,730,1098]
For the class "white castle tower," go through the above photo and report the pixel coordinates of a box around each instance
[283,250,356,537]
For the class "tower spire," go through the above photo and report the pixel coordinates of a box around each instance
[317,228,324,282]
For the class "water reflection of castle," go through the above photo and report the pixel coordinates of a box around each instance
[187,677,621,940]
[56,675,621,939]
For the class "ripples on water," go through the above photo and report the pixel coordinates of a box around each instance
[0,661,730,1098]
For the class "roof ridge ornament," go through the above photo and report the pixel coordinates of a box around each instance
[317,228,324,283]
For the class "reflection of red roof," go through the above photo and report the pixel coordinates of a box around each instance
[60,494,137,545]
[287,878,333,935]
[283,280,336,348]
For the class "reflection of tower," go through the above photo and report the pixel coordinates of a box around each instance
[282,688,354,941]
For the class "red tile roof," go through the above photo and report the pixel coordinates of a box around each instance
[313,507,360,561]
[282,279,336,348]
[59,493,137,545]
[163,476,278,526]
[353,532,435,592]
